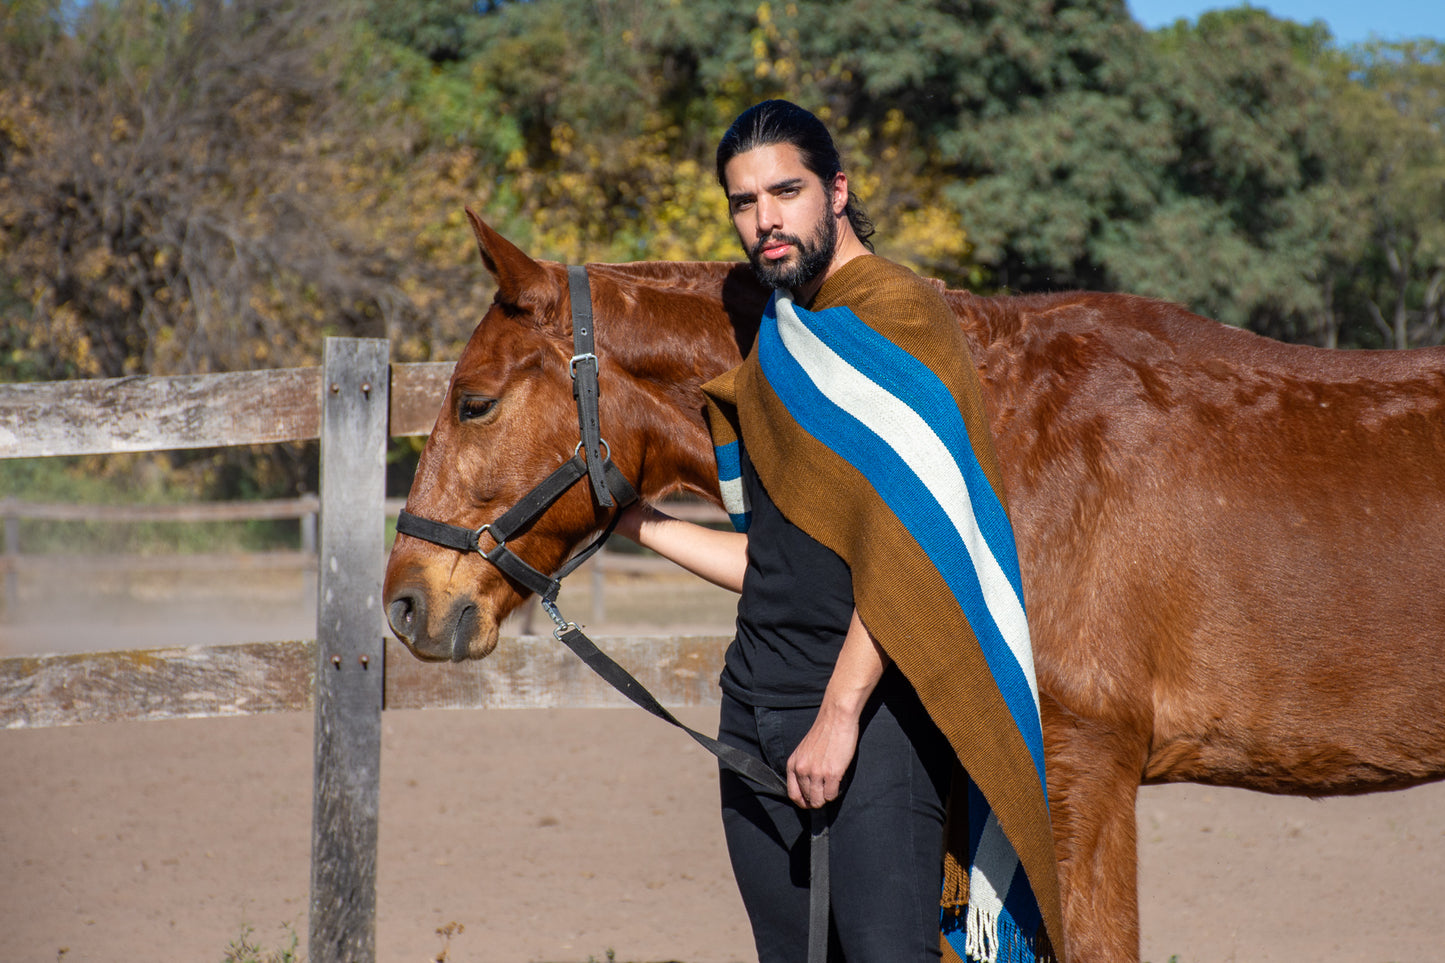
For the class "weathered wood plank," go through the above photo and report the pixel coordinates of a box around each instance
[381,634,730,710]
[388,362,452,436]
[309,339,389,963]
[0,360,454,460]
[0,634,731,729]
[0,640,315,729]
[0,367,323,459]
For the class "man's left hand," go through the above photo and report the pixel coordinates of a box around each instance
[786,707,860,809]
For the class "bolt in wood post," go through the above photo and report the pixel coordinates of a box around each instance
[309,338,389,963]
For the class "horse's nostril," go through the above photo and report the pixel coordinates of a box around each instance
[451,604,478,663]
[387,595,422,641]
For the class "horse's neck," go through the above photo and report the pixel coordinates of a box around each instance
[598,262,762,506]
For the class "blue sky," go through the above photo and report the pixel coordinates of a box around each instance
[1126,0,1444,45]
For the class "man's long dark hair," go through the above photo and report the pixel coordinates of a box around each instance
[716,99,876,251]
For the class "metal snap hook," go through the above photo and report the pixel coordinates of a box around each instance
[540,597,577,639]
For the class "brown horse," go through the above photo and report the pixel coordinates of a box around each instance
[383,210,1445,962]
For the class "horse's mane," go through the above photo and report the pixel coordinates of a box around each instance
[585,259,744,293]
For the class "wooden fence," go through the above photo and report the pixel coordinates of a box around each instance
[0,340,728,963]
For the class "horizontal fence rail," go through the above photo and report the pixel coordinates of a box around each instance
[0,360,453,458]
[0,635,730,730]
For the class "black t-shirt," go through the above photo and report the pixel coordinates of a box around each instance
[719,448,855,707]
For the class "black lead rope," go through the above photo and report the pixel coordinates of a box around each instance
[396,263,831,963]
[551,618,833,963]
[551,619,832,963]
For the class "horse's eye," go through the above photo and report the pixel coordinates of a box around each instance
[458,396,497,423]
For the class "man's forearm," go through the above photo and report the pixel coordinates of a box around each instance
[786,608,889,807]
[818,608,888,721]
[616,503,748,593]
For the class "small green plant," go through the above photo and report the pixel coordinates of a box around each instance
[222,923,302,963]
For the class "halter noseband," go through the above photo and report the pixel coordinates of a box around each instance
[395,264,638,636]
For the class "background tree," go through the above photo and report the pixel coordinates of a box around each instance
[2,0,1442,502]
[444,0,974,276]
[0,0,498,497]
[1326,40,1445,348]
[364,0,511,64]
[1113,10,1351,342]
[0,0,518,385]
[1,0,385,378]
[924,0,1174,294]
[934,4,1364,345]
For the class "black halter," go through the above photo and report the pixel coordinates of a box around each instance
[395,264,639,626]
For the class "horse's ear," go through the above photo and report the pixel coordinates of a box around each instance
[465,208,556,310]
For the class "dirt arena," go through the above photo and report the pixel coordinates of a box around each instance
[2,564,1442,962]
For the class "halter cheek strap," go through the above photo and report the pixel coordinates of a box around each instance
[568,264,612,508]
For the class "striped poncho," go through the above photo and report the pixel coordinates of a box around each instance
[702,255,1064,963]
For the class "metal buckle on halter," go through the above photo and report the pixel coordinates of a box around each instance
[569,352,598,378]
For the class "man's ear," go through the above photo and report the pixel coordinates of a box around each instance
[830,171,850,216]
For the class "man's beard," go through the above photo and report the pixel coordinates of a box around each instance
[746,206,837,292]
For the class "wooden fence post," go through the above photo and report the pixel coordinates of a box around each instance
[309,338,389,963]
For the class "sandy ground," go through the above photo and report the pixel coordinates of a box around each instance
[2,562,1443,963]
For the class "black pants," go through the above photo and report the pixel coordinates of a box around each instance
[718,669,954,963]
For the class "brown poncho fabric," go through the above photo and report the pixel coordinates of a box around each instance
[703,255,1063,962]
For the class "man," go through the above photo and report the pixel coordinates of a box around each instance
[619,100,1062,963]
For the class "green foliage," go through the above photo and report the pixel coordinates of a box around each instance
[926,2,1442,347]
[364,0,506,63]
[2,0,1443,503]
[443,0,973,276]
[0,0,66,58]
[931,0,1186,294]
[1325,40,1445,347]
[1110,10,1347,334]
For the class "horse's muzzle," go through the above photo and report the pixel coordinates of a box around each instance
[385,590,478,663]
